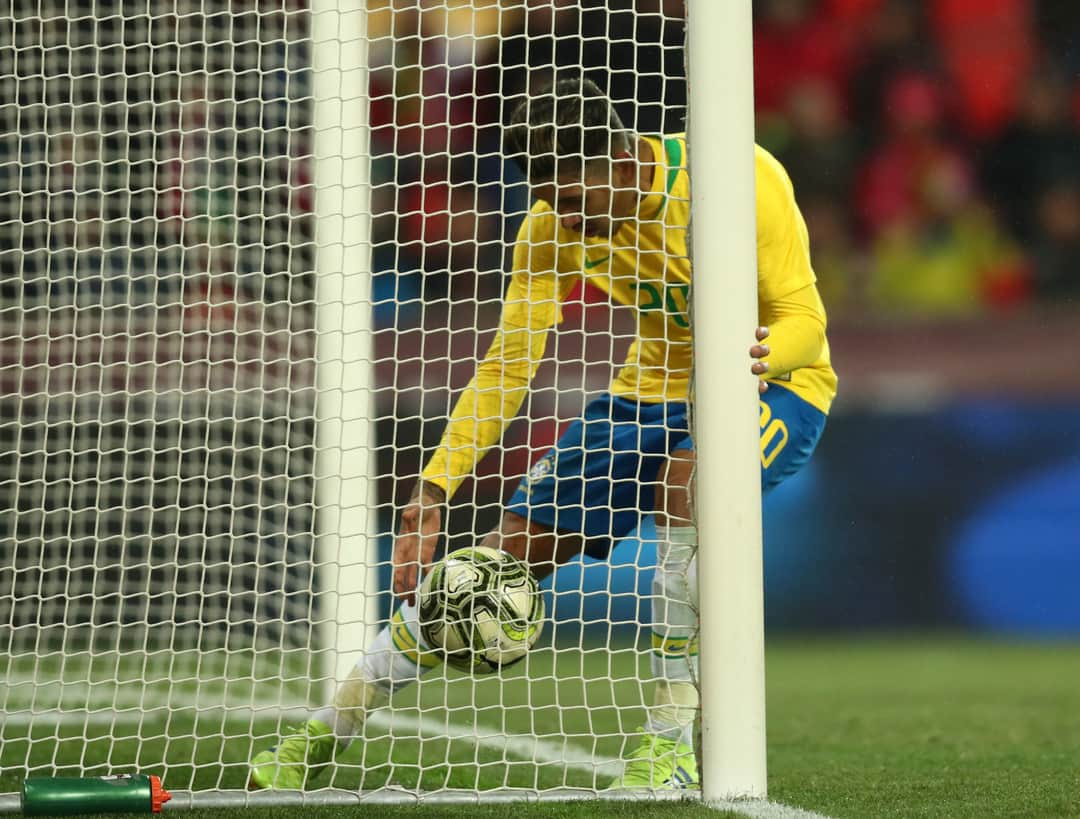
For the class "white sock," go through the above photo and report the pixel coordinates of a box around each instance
[646,524,699,748]
[314,599,442,748]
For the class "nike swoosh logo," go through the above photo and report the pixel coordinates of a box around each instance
[584,254,610,269]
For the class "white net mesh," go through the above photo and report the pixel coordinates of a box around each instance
[0,0,691,801]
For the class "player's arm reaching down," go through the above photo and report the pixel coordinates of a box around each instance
[393,224,578,604]
[248,221,577,793]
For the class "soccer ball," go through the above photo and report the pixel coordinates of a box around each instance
[417,545,545,674]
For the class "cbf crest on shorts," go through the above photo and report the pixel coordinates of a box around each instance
[521,453,555,494]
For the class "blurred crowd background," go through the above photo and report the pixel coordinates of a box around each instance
[362,0,1080,635]
[1,1,1078,644]
[365,0,1080,321]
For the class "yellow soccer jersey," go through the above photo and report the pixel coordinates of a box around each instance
[422,136,837,498]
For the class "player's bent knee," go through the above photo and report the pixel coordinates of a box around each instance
[480,511,542,562]
[483,511,581,580]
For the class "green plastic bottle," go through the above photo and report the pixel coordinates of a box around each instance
[21,774,171,816]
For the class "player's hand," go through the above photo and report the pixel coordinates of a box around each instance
[750,326,770,394]
[392,481,446,606]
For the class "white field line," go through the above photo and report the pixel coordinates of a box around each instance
[709,800,834,819]
[366,709,623,779]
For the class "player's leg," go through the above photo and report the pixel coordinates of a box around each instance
[249,594,442,789]
[249,511,585,791]
[614,385,828,790]
[481,509,592,578]
[651,447,699,776]
[649,446,698,753]
[249,511,588,791]
[610,447,699,789]
[250,488,601,791]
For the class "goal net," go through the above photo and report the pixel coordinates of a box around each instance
[1,0,692,802]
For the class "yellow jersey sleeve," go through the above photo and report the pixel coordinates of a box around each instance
[760,283,827,380]
[755,146,816,303]
[421,211,580,499]
[754,146,837,412]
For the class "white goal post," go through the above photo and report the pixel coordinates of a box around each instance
[310,0,381,704]
[0,0,765,808]
[685,0,768,802]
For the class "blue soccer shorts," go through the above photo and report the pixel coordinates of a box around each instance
[505,383,827,557]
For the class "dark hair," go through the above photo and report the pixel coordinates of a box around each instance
[505,75,629,182]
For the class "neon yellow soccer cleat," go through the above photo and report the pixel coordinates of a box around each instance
[248,719,336,790]
[607,731,699,789]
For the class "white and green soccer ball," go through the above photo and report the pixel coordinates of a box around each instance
[417,545,545,674]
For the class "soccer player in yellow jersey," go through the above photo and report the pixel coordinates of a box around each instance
[249,76,837,792]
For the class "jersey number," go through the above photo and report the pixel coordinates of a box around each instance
[630,282,690,328]
[759,398,789,469]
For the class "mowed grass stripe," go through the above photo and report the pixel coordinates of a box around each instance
[5,638,1080,817]
[764,637,1080,818]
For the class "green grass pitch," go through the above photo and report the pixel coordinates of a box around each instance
[3,636,1080,818]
